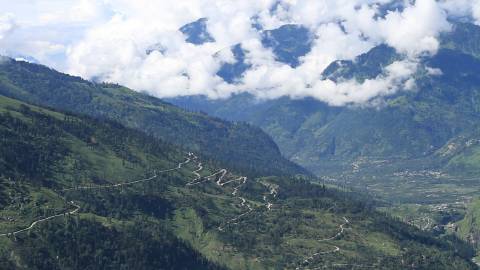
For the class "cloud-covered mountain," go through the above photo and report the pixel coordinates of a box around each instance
[169,22,480,187]
[0,57,308,177]
[260,24,313,68]
[179,18,216,45]
[2,0,480,106]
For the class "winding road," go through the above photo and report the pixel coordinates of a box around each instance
[0,201,80,237]
[1,152,276,238]
[296,216,378,269]
[0,155,193,237]
[260,182,278,211]
[296,217,350,270]
[183,156,374,269]
[308,263,378,269]
[184,154,274,231]
[0,152,370,268]
[62,155,192,192]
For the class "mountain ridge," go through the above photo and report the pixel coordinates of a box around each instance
[0,58,308,177]
[168,22,480,204]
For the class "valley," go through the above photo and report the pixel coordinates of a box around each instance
[166,21,480,264]
[0,93,475,269]
[3,1,480,269]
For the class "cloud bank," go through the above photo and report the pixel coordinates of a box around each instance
[0,0,478,106]
[0,14,15,42]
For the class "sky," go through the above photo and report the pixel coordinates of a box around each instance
[0,0,479,106]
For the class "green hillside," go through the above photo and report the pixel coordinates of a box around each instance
[0,94,224,269]
[0,58,307,177]
[0,94,475,269]
[458,199,480,247]
[456,198,480,263]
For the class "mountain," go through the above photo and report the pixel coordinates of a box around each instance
[168,22,480,204]
[0,57,307,177]
[0,94,225,269]
[180,18,215,45]
[214,23,313,84]
[261,24,313,68]
[0,94,475,269]
[322,44,401,82]
[441,22,480,59]
[216,44,251,84]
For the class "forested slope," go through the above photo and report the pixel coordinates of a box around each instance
[0,58,307,177]
[0,94,475,269]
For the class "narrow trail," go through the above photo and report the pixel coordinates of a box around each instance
[0,152,258,237]
[231,177,247,196]
[1,152,372,268]
[184,154,274,231]
[309,263,378,269]
[1,152,273,238]
[295,217,350,270]
[296,216,378,270]
[318,217,349,243]
[187,168,227,186]
[183,156,374,268]
[61,156,192,192]
[190,160,204,183]
[260,182,278,211]
[0,155,193,237]
[0,201,80,237]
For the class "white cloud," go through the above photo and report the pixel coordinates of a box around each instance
[0,0,478,106]
[38,0,109,25]
[440,0,480,24]
[229,57,419,106]
[0,14,15,41]
[426,67,443,76]
[377,0,451,56]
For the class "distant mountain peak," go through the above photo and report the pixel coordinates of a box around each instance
[322,44,400,82]
[261,24,313,68]
[216,44,251,84]
[179,18,215,45]
[441,22,480,59]
[374,0,406,18]
[3,54,39,64]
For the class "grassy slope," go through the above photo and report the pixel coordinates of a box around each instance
[458,199,480,245]
[457,198,480,263]
[0,94,475,269]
